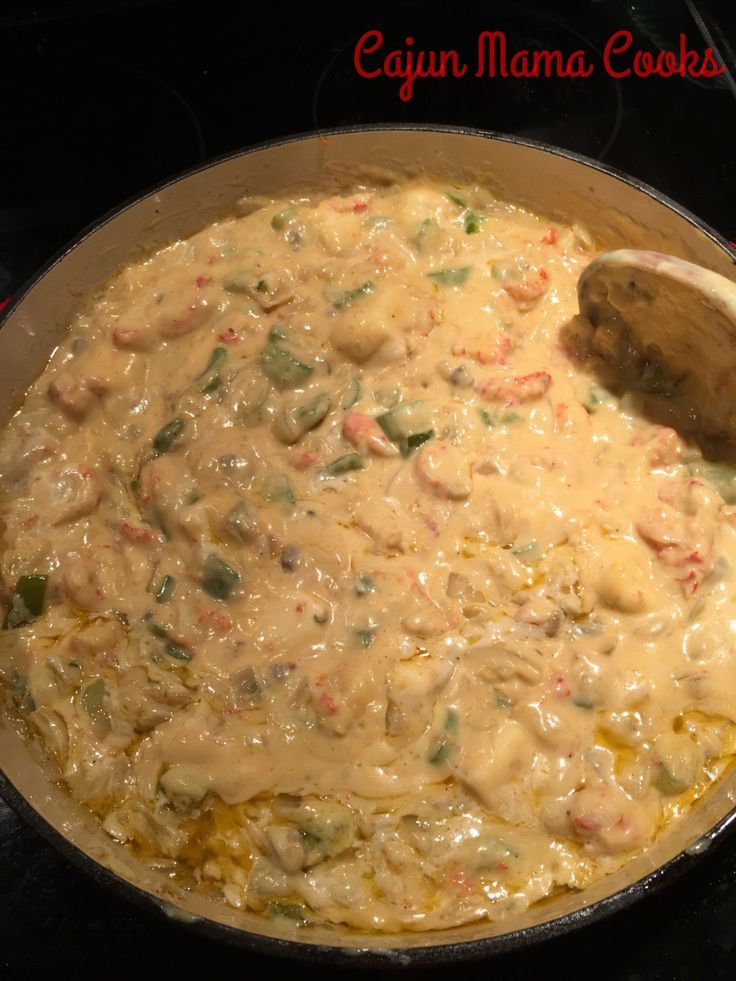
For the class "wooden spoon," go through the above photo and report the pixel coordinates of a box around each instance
[577,250,736,440]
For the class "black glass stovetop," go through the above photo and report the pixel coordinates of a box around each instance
[1,1,735,977]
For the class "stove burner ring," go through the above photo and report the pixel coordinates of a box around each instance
[311,9,624,163]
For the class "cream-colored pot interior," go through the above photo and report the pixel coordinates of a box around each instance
[1,128,735,960]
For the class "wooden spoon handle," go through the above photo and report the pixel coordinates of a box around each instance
[578,250,736,440]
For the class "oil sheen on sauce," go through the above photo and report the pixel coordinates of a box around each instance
[2,180,736,933]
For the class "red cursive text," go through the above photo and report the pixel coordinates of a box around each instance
[354,30,467,101]
[603,30,725,78]
[353,29,726,101]
[475,30,594,78]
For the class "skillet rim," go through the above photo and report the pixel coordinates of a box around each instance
[1,123,736,966]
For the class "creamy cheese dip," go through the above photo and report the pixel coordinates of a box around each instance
[2,179,736,933]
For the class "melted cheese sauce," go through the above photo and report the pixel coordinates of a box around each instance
[2,180,736,933]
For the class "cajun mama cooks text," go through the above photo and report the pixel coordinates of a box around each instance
[353,30,726,101]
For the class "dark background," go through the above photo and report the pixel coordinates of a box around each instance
[1,1,735,977]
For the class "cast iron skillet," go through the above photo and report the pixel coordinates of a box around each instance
[1,126,735,967]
